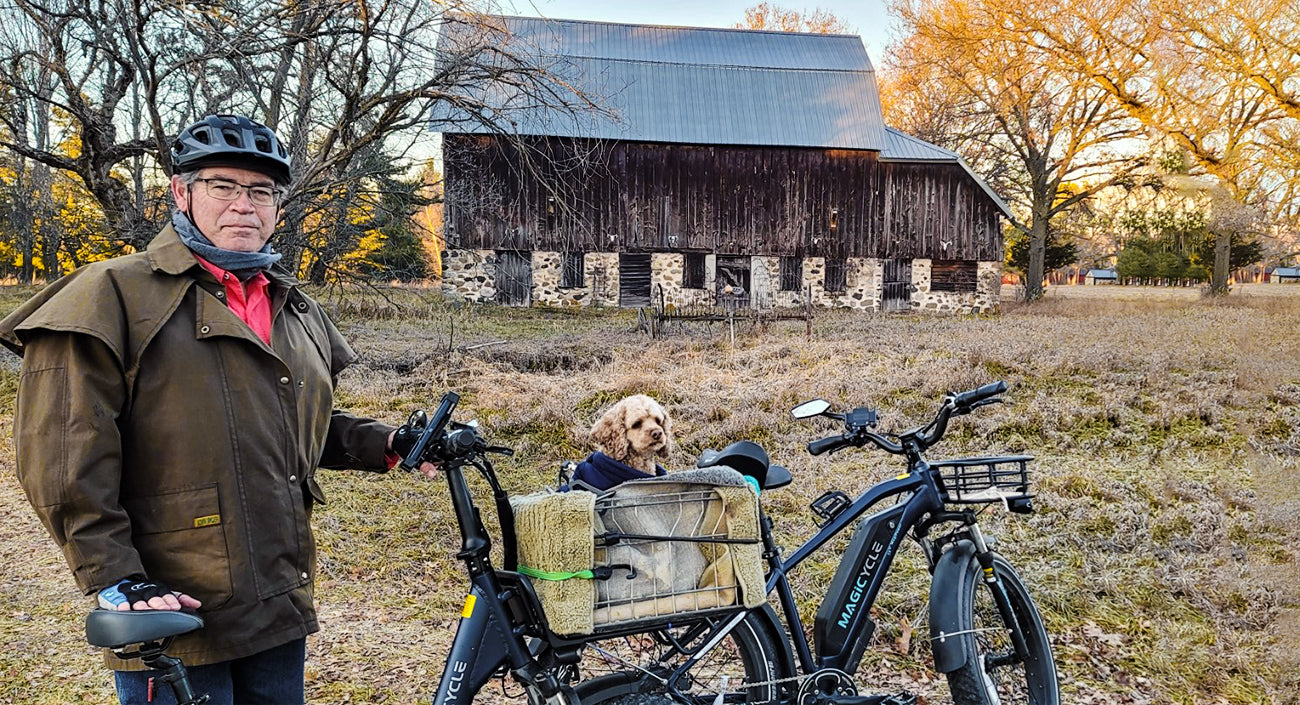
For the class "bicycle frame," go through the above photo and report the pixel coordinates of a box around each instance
[767,463,944,674]
[661,458,948,689]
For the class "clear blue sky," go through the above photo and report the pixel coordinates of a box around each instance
[502,0,897,61]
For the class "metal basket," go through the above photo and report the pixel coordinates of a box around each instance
[933,455,1033,504]
[591,486,760,629]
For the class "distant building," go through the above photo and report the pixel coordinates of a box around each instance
[432,17,1011,313]
[1273,267,1300,283]
[1086,268,1119,285]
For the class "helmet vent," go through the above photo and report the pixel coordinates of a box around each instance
[254,135,271,153]
[194,129,212,145]
[222,130,240,147]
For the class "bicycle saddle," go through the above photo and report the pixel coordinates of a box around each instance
[86,609,205,649]
[697,440,792,491]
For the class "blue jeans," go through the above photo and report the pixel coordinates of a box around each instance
[114,637,305,705]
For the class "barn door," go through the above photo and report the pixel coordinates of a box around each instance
[496,250,532,306]
[716,256,751,308]
[881,258,912,312]
[619,253,652,307]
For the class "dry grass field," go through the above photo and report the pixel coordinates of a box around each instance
[1,282,1298,704]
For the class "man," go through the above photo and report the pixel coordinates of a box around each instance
[0,114,434,704]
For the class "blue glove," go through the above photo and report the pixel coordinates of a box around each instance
[98,575,176,610]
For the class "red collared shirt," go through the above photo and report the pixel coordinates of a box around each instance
[194,255,400,469]
[194,256,273,345]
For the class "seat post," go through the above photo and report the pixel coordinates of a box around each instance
[139,648,208,705]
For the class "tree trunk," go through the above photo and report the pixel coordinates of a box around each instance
[1024,216,1048,302]
[1210,231,1231,295]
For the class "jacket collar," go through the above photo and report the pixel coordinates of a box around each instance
[147,224,301,289]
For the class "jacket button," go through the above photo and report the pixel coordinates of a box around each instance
[279,376,290,384]
[296,302,308,311]
[215,291,224,298]
[200,325,210,334]
[301,572,309,580]
[297,380,304,388]
[289,474,297,482]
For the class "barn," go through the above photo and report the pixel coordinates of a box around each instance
[432,16,1011,313]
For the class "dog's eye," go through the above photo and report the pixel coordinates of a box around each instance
[631,420,642,429]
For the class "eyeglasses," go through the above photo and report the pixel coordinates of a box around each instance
[193,178,284,207]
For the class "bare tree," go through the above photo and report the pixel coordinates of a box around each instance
[735,3,855,34]
[0,0,601,279]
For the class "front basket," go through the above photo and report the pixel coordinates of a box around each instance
[933,455,1033,504]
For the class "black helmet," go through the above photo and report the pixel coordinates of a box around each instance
[171,114,292,185]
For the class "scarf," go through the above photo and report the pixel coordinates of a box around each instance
[172,210,282,280]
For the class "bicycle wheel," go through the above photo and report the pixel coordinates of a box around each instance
[573,612,787,705]
[945,553,1059,705]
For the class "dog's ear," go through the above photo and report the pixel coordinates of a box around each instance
[657,405,674,459]
[591,399,630,461]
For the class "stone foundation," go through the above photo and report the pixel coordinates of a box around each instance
[909,259,1001,314]
[441,248,1001,314]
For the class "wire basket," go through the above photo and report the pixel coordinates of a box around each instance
[933,455,1033,504]
[592,487,761,629]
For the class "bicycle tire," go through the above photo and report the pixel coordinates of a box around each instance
[944,552,1059,705]
[574,613,787,705]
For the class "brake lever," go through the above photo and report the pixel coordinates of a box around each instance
[484,445,514,456]
[969,398,1003,410]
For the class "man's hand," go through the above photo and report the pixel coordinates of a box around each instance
[387,429,441,479]
[99,576,202,611]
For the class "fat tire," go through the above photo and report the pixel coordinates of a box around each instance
[575,613,787,705]
[945,553,1059,705]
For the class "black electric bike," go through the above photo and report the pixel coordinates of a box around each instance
[86,381,1058,705]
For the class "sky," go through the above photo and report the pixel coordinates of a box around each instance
[499,0,898,61]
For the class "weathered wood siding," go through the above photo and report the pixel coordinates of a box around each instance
[443,135,1001,261]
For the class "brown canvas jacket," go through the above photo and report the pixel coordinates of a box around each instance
[0,225,394,668]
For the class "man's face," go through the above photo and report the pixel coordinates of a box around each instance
[171,166,281,252]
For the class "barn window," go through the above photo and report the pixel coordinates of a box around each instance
[931,260,979,292]
[824,258,847,293]
[561,252,584,288]
[683,253,707,289]
[780,257,802,292]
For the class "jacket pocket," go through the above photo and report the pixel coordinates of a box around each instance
[122,484,235,610]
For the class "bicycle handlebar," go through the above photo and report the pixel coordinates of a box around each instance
[951,380,1007,408]
[804,381,1007,458]
[807,433,851,456]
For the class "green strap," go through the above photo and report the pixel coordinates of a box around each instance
[517,565,595,581]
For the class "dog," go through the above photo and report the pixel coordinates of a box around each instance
[588,394,673,474]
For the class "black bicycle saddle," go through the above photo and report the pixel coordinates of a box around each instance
[697,440,793,490]
[86,609,205,649]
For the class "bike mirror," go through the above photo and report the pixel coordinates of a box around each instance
[791,399,831,419]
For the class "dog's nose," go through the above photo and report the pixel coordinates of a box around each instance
[651,429,663,440]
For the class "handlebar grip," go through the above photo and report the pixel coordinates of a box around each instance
[953,380,1007,407]
[808,434,851,456]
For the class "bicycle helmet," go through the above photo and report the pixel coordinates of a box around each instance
[171,114,292,185]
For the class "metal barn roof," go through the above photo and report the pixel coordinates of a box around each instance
[432,16,887,150]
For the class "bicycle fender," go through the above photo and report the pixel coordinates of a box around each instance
[928,539,978,673]
[432,586,511,705]
[752,602,798,679]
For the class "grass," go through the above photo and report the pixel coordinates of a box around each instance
[1,283,1298,704]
